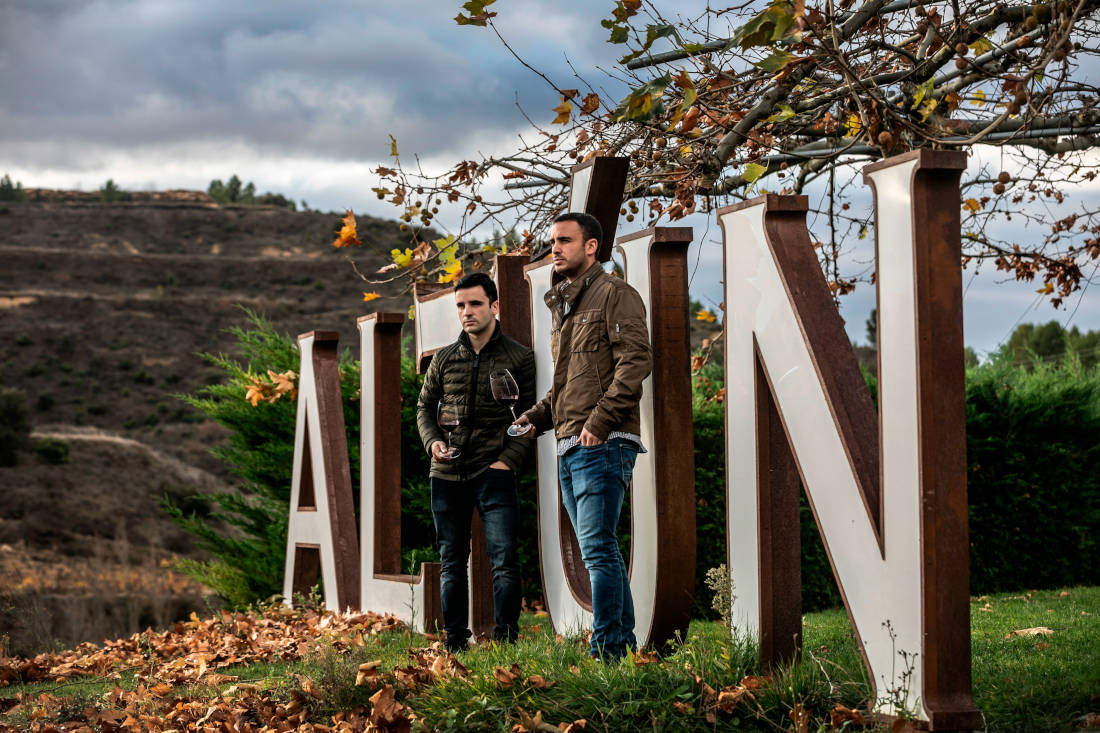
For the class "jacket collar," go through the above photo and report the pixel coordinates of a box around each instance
[457,318,501,353]
[545,261,605,314]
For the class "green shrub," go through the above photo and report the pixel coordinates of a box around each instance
[33,437,70,465]
[965,354,1100,591]
[0,388,31,466]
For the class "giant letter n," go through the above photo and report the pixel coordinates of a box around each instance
[720,150,980,728]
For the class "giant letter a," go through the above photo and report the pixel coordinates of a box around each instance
[720,150,981,729]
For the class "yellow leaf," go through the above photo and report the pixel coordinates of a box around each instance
[963,198,981,214]
[1036,282,1054,295]
[844,113,861,137]
[552,98,573,125]
[434,235,458,264]
[438,259,463,284]
[332,209,361,248]
[970,89,987,106]
[389,134,399,158]
[362,292,381,302]
[391,248,413,267]
[696,308,717,323]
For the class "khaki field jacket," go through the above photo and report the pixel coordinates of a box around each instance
[524,262,652,440]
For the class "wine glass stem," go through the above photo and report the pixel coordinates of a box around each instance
[509,406,518,421]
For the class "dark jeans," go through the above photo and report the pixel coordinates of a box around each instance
[558,438,638,659]
[430,467,521,649]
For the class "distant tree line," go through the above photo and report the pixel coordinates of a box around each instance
[0,174,25,202]
[207,175,298,210]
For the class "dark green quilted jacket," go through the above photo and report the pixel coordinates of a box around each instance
[415,321,536,480]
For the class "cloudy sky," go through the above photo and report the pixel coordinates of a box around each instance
[2,0,1096,356]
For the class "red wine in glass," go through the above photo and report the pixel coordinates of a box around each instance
[490,369,532,436]
[436,401,462,458]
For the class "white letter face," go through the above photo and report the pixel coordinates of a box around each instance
[284,332,359,613]
[722,156,939,719]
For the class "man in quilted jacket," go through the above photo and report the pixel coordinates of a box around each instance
[416,271,536,653]
[512,212,652,660]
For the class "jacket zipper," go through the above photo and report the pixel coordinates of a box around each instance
[461,350,481,480]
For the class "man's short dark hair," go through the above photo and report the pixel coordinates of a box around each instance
[554,212,603,249]
[454,271,498,303]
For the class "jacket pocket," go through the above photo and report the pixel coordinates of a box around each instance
[571,310,604,352]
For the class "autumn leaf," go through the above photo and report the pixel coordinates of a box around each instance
[389,134,399,158]
[439,259,463,284]
[552,98,573,125]
[829,704,866,727]
[1006,626,1054,638]
[963,198,982,214]
[579,93,600,115]
[268,370,298,400]
[244,375,270,407]
[356,660,383,687]
[696,308,717,323]
[363,291,382,302]
[1036,282,1054,295]
[970,89,988,106]
[737,162,765,183]
[369,684,411,729]
[332,209,361,248]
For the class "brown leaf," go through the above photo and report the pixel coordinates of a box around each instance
[579,93,600,115]
[513,708,559,732]
[716,686,748,712]
[829,703,866,727]
[1005,626,1054,638]
[892,718,917,733]
[672,701,693,714]
[494,663,523,689]
[789,703,810,733]
[525,674,554,688]
[369,684,411,732]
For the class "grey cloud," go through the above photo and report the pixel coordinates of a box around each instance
[0,0,607,167]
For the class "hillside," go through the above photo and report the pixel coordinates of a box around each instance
[0,192,418,654]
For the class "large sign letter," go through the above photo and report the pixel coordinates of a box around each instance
[720,149,980,728]
[283,331,360,612]
[358,313,442,632]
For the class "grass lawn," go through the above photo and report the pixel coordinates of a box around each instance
[2,586,1097,732]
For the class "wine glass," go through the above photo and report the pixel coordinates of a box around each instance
[436,401,463,459]
[490,369,532,437]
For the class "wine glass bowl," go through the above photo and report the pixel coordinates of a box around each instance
[490,369,532,437]
[436,401,462,459]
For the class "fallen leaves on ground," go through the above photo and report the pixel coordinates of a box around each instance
[0,606,402,687]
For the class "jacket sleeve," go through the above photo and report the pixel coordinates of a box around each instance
[584,286,653,440]
[497,346,538,471]
[416,351,445,455]
[522,387,554,434]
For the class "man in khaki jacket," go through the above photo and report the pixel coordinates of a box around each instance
[513,212,652,660]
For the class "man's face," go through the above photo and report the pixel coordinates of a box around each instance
[454,285,499,337]
[550,220,598,280]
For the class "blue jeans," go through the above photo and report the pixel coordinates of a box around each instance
[558,439,638,659]
[431,467,521,648]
